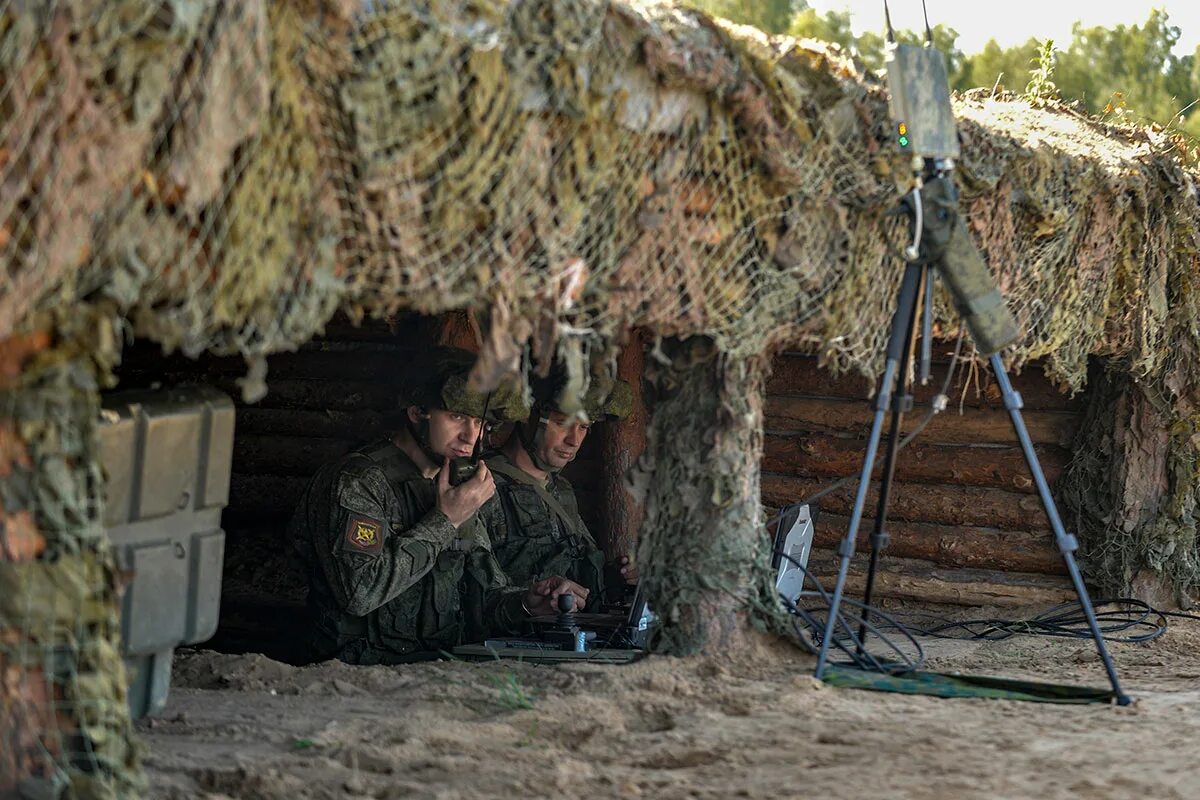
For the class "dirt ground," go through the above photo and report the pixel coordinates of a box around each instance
[141,617,1200,800]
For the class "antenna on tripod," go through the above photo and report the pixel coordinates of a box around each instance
[814,0,1131,707]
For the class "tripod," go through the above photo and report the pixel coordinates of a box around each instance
[811,239,1132,706]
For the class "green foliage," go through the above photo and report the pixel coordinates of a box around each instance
[787,8,855,50]
[486,670,537,711]
[787,10,967,87]
[957,38,1042,94]
[786,7,1200,142]
[1025,39,1059,104]
[685,0,803,34]
[961,11,1200,139]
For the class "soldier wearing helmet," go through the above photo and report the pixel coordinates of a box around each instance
[480,364,636,611]
[288,346,588,664]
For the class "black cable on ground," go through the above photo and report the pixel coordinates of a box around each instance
[775,551,1196,675]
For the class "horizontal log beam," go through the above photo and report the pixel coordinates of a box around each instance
[788,512,1065,575]
[768,353,1081,412]
[762,432,1068,491]
[233,435,357,477]
[229,377,400,411]
[235,407,386,440]
[761,474,1055,531]
[804,551,1077,607]
[228,474,310,519]
[765,396,1079,446]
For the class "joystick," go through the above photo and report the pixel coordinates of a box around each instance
[540,591,593,652]
[556,592,577,626]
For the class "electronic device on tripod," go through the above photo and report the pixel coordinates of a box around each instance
[809,1,1130,705]
[452,585,657,663]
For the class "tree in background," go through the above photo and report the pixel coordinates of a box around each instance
[685,0,801,34]
[788,8,966,85]
[963,10,1200,137]
[691,3,1200,141]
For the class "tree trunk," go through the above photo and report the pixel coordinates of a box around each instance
[1060,363,1196,601]
[637,336,771,656]
[598,331,647,563]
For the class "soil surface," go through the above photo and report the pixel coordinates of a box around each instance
[142,616,1200,800]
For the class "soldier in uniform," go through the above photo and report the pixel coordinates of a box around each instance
[481,369,635,611]
[288,347,588,664]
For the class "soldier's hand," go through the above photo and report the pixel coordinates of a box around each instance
[436,459,495,529]
[523,576,589,616]
[617,554,638,583]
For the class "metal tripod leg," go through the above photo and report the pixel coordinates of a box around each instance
[815,262,924,679]
[857,273,922,649]
[989,355,1131,705]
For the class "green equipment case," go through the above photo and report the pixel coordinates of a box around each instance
[99,386,235,718]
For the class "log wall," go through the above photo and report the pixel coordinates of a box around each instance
[763,351,1084,607]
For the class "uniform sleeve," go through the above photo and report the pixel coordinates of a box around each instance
[484,587,530,636]
[320,462,458,617]
[461,539,529,641]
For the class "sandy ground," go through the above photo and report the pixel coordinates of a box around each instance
[140,618,1200,800]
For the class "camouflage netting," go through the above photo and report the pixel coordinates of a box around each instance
[0,328,139,798]
[4,0,1200,793]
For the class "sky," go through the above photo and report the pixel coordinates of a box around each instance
[806,1,1200,57]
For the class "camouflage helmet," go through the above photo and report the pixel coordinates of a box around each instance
[578,373,633,422]
[530,367,632,423]
[401,346,527,424]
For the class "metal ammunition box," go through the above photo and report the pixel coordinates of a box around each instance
[99,386,235,719]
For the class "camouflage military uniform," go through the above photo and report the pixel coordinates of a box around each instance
[289,439,525,664]
[480,452,606,611]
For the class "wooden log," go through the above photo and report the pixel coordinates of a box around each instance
[761,474,1055,532]
[232,434,357,477]
[259,349,418,381]
[598,333,648,561]
[436,311,481,351]
[761,432,1067,491]
[775,510,1065,574]
[764,396,1079,446]
[228,473,312,519]
[768,353,1082,412]
[121,348,418,383]
[222,377,400,411]
[804,550,1077,607]
[235,407,385,440]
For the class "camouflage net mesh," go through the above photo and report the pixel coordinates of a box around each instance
[1,344,139,798]
[3,0,1200,793]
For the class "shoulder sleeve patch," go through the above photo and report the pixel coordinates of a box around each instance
[342,514,387,556]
